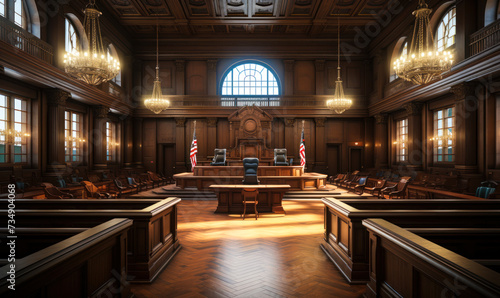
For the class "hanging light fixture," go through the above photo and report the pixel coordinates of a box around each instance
[327,17,352,114]
[394,0,453,85]
[63,0,120,85]
[144,21,170,114]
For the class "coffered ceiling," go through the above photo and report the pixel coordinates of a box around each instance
[102,0,401,38]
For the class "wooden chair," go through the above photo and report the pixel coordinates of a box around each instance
[352,177,368,195]
[364,179,387,198]
[41,183,74,199]
[381,177,410,199]
[241,188,259,220]
[81,181,117,199]
[127,177,143,192]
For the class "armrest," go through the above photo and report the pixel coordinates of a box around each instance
[381,185,396,193]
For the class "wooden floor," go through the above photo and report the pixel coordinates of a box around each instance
[131,199,366,297]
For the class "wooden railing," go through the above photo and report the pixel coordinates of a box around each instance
[470,19,500,56]
[162,95,363,108]
[0,17,53,64]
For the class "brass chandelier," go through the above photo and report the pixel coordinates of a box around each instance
[0,129,30,145]
[327,17,352,114]
[394,0,453,85]
[63,0,120,85]
[144,22,170,114]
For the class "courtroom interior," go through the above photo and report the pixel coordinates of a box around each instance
[1,0,500,297]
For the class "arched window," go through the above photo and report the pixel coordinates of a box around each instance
[436,7,456,52]
[65,18,78,53]
[221,61,280,107]
[390,39,407,82]
[107,44,121,94]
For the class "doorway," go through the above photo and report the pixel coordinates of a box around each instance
[158,144,176,179]
[349,147,363,172]
[326,144,341,177]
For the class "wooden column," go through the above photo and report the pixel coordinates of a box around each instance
[496,95,500,169]
[315,60,325,95]
[175,60,185,95]
[374,114,389,169]
[133,117,143,168]
[207,60,217,95]
[364,117,375,169]
[284,118,295,159]
[175,118,187,172]
[403,102,423,171]
[284,60,294,95]
[314,118,326,172]
[451,82,478,173]
[207,118,217,156]
[45,89,69,174]
[455,0,477,61]
[123,117,134,169]
[92,106,109,171]
[132,59,143,104]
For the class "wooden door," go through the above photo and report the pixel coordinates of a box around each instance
[349,148,363,172]
[326,144,341,177]
[159,144,176,178]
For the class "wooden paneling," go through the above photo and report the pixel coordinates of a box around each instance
[157,119,176,143]
[327,120,344,143]
[294,61,315,95]
[143,119,157,172]
[186,61,207,95]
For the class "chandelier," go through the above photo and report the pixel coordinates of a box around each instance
[327,18,352,114]
[65,136,86,143]
[0,129,30,145]
[144,22,170,114]
[394,0,453,85]
[63,0,120,85]
[430,130,453,145]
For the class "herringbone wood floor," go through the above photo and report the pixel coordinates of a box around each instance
[131,200,365,298]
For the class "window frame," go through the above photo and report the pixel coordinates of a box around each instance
[390,41,408,82]
[433,106,455,163]
[65,17,78,53]
[0,93,30,165]
[435,6,457,52]
[396,118,408,163]
[106,121,117,163]
[219,61,281,107]
[64,110,85,164]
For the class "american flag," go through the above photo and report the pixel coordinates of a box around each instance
[190,123,197,172]
[299,124,306,168]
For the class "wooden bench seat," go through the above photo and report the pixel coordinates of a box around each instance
[0,218,132,298]
[0,197,181,283]
[321,197,500,284]
[363,219,500,298]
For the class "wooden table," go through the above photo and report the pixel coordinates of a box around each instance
[209,184,291,214]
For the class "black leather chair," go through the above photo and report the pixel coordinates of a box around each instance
[242,157,260,185]
[274,148,289,166]
[211,148,226,166]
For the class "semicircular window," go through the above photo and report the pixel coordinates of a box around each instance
[221,62,280,107]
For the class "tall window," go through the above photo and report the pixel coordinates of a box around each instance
[396,118,408,162]
[65,18,78,53]
[106,121,117,162]
[0,0,5,17]
[221,62,280,106]
[0,95,29,164]
[436,7,456,52]
[433,107,455,162]
[65,111,84,162]
[391,41,407,81]
[108,46,121,95]
[13,0,27,29]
